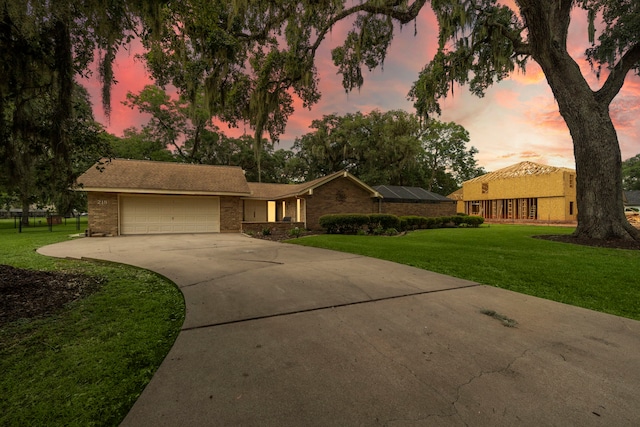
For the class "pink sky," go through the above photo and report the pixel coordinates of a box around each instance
[82,6,640,172]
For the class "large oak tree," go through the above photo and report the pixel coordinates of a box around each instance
[408,0,640,240]
[5,1,638,240]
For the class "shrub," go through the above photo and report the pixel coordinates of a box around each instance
[462,216,484,227]
[427,217,441,228]
[400,215,422,230]
[385,228,399,236]
[451,215,466,226]
[289,227,302,238]
[368,214,400,233]
[319,214,369,234]
[261,227,271,236]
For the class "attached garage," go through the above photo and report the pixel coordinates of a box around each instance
[78,159,251,236]
[120,195,220,235]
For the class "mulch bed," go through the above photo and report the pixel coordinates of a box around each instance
[533,234,640,250]
[0,265,104,325]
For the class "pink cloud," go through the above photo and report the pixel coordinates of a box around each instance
[493,90,520,108]
[80,4,638,173]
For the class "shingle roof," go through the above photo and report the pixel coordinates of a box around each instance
[465,161,575,184]
[77,159,251,195]
[247,182,307,200]
[248,170,381,199]
[625,191,640,205]
[373,185,453,202]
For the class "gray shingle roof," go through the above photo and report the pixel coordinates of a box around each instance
[625,191,640,205]
[77,159,251,195]
[373,185,453,202]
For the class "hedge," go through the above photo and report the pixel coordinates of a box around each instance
[320,213,484,234]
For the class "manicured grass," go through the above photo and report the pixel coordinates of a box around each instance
[0,219,185,426]
[289,225,640,321]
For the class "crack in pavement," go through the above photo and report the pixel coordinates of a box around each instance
[180,283,481,331]
[180,259,285,288]
[451,347,531,417]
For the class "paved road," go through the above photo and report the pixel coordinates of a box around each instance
[39,234,640,426]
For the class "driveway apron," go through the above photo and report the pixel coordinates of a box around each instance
[38,234,640,426]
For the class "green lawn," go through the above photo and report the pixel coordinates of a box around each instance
[0,218,185,427]
[289,225,640,321]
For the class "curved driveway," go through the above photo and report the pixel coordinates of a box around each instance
[39,234,640,426]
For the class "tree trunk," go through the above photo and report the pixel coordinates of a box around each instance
[518,0,639,241]
[21,198,30,227]
[538,54,639,241]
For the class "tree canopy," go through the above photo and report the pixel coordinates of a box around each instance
[3,1,639,240]
[404,0,640,240]
[293,110,482,194]
[623,154,640,191]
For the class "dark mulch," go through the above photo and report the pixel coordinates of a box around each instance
[534,234,640,250]
[0,265,104,325]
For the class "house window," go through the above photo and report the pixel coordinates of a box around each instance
[569,201,574,216]
[471,202,481,215]
[569,174,575,188]
[482,183,489,194]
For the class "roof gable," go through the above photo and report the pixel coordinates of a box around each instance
[77,159,251,195]
[465,161,575,184]
[247,171,381,199]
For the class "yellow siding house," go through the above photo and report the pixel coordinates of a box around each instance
[459,161,577,222]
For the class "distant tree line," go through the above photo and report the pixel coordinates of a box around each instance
[111,85,485,195]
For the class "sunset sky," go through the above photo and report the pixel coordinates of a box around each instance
[82,6,640,172]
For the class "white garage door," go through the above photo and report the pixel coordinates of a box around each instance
[120,195,220,235]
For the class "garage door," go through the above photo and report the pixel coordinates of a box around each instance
[120,195,220,235]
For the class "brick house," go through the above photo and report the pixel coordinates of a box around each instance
[78,159,456,236]
[78,159,384,235]
[454,161,577,222]
[243,171,383,233]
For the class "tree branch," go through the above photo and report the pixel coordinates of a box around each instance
[596,43,640,105]
[308,0,427,58]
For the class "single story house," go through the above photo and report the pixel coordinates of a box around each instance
[454,161,578,222]
[77,159,455,236]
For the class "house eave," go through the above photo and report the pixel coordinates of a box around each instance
[76,187,251,197]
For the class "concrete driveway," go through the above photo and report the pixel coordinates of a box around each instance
[38,234,640,426]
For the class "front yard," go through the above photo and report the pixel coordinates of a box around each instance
[289,225,640,321]
[0,219,185,426]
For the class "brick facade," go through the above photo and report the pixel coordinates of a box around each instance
[379,201,456,217]
[87,192,119,236]
[302,177,377,230]
[219,196,242,232]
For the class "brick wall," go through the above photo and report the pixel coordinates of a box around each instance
[303,177,377,230]
[379,201,456,217]
[87,192,119,236]
[220,196,243,232]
